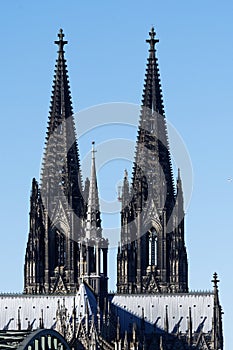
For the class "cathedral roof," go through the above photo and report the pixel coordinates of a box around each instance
[0,283,97,331]
[111,292,215,334]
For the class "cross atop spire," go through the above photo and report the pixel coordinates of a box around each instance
[55,28,68,53]
[146,27,159,53]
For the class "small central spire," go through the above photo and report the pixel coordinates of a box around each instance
[85,141,101,236]
[146,27,159,52]
[55,28,68,53]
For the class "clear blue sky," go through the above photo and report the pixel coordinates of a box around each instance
[0,1,232,348]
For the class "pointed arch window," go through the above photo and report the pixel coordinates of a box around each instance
[148,228,157,266]
[55,229,66,266]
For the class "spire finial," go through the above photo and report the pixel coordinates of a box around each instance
[177,168,182,187]
[212,272,219,290]
[92,141,96,159]
[55,28,68,53]
[146,27,159,52]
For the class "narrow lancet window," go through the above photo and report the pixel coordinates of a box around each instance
[148,228,157,266]
[55,230,66,266]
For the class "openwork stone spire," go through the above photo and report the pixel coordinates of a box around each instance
[132,27,174,214]
[41,28,83,218]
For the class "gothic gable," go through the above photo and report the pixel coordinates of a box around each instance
[51,199,70,232]
[142,197,161,228]
[52,274,68,294]
[142,271,161,293]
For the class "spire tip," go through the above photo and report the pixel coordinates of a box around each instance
[178,168,181,180]
[146,26,159,51]
[212,272,219,289]
[91,141,96,159]
[55,28,68,53]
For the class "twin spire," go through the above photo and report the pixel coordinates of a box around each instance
[40,28,83,217]
[43,28,102,235]
[47,26,176,229]
[132,26,175,214]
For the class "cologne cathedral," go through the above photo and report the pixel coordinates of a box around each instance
[0,29,223,350]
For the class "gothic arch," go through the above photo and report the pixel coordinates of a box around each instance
[143,219,163,271]
[147,227,158,266]
[145,218,162,235]
[55,229,66,267]
[52,217,69,236]
[51,221,69,270]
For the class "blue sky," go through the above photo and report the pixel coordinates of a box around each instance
[0,1,232,348]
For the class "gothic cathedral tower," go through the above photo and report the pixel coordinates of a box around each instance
[24,30,108,296]
[117,28,188,294]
